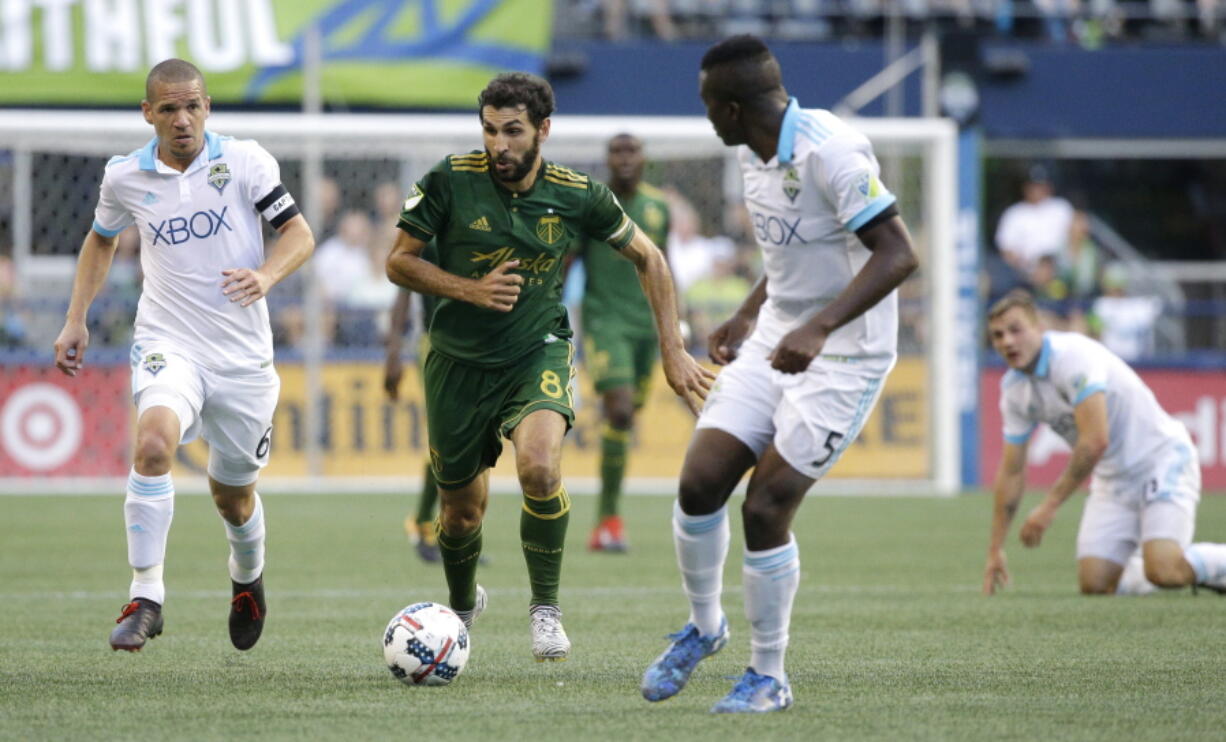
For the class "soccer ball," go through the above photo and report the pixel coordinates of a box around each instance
[382,602,470,686]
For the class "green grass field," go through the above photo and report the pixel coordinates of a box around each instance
[3,491,1225,741]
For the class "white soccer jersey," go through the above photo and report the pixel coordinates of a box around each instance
[999,331,1190,480]
[92,132,299,372]
[738,98,899,359]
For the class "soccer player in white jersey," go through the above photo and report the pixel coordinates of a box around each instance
[640,36,919,713]
[52,59,314,652]
[982,289,1226,597]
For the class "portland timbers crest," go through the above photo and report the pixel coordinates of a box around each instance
[142,352,167,376]
[536,211,564,245]
[208,163,232,194]
[783,167,801,203]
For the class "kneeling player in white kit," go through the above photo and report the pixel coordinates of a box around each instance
[640,36,919,713]
[53,59,314,651]
[983,289,1226,596]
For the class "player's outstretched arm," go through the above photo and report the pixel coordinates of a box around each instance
[619,229,715,415]
[384,289,412,400]
[769,215,918,374]
[1020,393,1109,548]
[54,229,119,377]
[984,441,1028,595]
[222,213,315,307]
[386,230,522,312]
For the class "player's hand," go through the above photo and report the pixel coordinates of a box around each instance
[221,268,274,307]
[1019,501,1056,548]
[383,354,403,401]
[983,549,1011,595]
[768,323,828,374]
[469,260,522,312]
[708,312,754,365]
[53,321,89,377]
[662,345,716,416]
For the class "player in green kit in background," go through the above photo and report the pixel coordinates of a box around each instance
[386,73,712,662]
[575,134,672,553]
[384,241,441,563]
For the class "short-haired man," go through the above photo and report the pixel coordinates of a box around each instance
[386,73,711,662]
[53,59,314,652]
[983,289,1226,597]
[640,36,919,712]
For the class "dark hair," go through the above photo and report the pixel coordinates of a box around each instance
[699,35,783,107]
[145,58,206,100]
[701,35,773,71]
[477,73,555,127]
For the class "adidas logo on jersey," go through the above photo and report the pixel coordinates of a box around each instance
[142,191,159,205]
[469,216,491,232]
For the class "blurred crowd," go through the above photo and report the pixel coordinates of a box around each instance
[988,164,1164,360]
[558,0,1224,44]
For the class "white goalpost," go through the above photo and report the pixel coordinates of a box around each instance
[0,111,958,496]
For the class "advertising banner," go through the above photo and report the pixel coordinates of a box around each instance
[0,364,129,477]
[0,0,552,107]
[980,367,1226,490]
[175,355,932,483]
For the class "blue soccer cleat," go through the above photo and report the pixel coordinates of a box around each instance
[640,617,729,701]
[710,667,793,713]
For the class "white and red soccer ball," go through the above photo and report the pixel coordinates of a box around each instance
[382,602,470,686]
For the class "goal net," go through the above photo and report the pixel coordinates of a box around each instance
[0,111,957,495]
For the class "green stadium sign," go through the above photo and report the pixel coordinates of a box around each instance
[0,0,552,107]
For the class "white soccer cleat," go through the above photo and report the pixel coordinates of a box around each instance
[529,604,570,662]
[454,584,487,629]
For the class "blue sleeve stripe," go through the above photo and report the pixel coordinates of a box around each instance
[1074,383,1106,406]
[92,220,125,238]
[1004,424,1036,445]
[846,194,897,232]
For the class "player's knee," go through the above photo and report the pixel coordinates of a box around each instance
[1078,578,1115,595]
[133,430,174,475]
[678,467,726,516]
[605,403,634,431]
[1144,556,1191,588]
[439,502,482,537]
[517,461,560,499]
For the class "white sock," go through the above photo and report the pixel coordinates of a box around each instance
[124,469,174,604]
[1115,552,1158,596]
[673,500,729,637]
[223,494,266,585]
[1184,543,1226,589]
[743,536,800,681]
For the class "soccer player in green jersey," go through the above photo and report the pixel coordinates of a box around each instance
[575,134,673,553]
[385,73,712,662]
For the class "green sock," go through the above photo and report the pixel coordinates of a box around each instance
[598,425,629,520]
[415,463,438,527]
[437,523,482,611]
[521,485,571,606]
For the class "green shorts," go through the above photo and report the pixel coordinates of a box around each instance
[583,326,658,406]
[423,339,576,489]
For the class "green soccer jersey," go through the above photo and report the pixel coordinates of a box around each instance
[398,151,635,367]
[578,183,671,338]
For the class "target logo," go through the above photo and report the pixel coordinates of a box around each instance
[1,383,83,472]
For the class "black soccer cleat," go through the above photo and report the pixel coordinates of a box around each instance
[1192,582,1226,596]
[229,575,266,651]
[109,598,164,652]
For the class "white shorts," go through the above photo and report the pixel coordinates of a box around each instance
[130,341,280,486]
[695,333,892,480]
[1076,439,1201,564]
